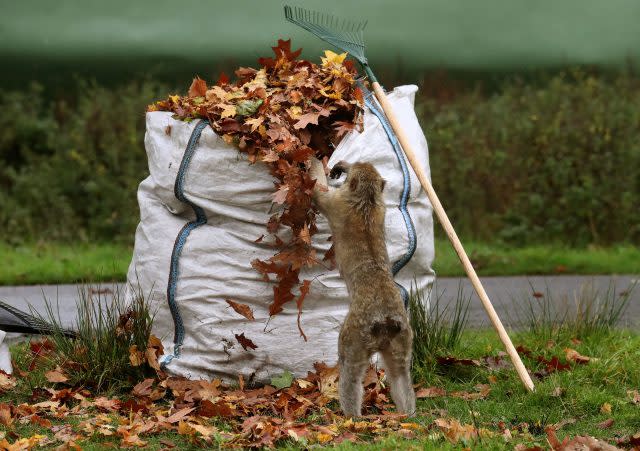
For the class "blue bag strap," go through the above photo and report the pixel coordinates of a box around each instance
[361,86,418,307]
[161,119,209,368]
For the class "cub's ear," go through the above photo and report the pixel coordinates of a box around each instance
[380,179,386,192]
[349,176,359,191]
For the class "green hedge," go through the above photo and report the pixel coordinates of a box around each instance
[422,69,640,245]
[0,81,168,243]
[1,71,639,246]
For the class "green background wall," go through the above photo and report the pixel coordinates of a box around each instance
[3,0,640,87]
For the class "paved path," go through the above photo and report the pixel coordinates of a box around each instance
[434,275,639,328]
[0,275,638,336]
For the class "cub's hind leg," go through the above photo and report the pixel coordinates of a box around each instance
[338,337,370,417]
[380,330,416,415]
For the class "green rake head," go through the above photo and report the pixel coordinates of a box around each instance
[284,5,376,81]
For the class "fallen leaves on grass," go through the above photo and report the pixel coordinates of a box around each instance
[0,371,16,392]
[415,386,446,398]
[597,418,615,429]
[564,348,597,364]
[44,367,69,384]
[546,426,621,450]
[616,432,640,449]
[2,362,436,449]
[434,417,492,444]
[414,384,491,401]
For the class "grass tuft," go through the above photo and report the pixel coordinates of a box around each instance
[410,283,470,379]
[32,283,156,392]
[511,280,635,341]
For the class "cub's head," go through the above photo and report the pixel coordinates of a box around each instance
[329,161,386,213]
[346,162,386,199]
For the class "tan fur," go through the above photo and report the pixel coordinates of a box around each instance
[310,158,416,417]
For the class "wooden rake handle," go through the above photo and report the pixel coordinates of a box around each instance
[371,82,535,392]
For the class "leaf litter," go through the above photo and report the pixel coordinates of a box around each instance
[2,336,637,449]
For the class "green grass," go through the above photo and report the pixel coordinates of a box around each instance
[0,239,639,286]
[3,329,639,449]
[434,239,640,277]
[0,242,132,285]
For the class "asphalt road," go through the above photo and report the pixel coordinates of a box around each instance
[0,275,638,338]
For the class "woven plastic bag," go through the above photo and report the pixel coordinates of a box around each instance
[126,85,434,382]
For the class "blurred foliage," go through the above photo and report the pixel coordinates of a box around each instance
[0,81,169,244]
[421,69,640,246]
[1,69,639,246]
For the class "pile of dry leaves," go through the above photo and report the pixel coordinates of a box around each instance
[149,40,364,326]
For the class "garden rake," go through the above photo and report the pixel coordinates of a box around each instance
[284,5,535,392]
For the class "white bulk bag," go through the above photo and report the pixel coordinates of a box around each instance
[126,85,435,382]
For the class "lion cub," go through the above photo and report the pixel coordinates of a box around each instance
[310,158,415,417]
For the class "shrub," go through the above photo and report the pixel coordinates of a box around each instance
[0,81,169,243]
[420,69,640,245]
[1,70,639,246]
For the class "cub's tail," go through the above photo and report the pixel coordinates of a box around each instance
[370,316,403,338]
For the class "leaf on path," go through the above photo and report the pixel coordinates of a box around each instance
[225,299,255,321]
